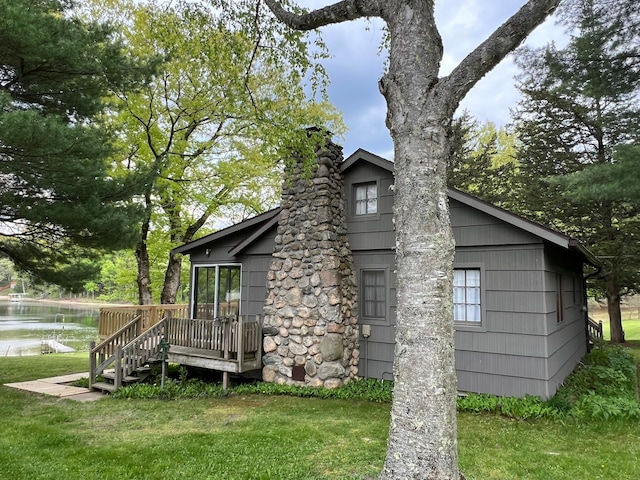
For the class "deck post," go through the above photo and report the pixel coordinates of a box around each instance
[114,345,122,389]
[222,319,231,389]
[89,341,96,390]
[256,315,263,365]
[237,316,245,373]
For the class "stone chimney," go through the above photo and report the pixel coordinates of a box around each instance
[262,134,359,388]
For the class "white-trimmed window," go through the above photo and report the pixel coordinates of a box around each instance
[355,182,378,215]
[193,265,241,319]
[454,269,481,323]
[361,269,386,319]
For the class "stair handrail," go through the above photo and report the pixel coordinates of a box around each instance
[587,316,603,340]
[89,314,144,390]
[119,319,167,384]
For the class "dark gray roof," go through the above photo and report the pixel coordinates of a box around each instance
[173,148,600,266]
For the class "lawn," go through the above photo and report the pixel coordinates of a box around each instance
[590,306,640,341]
[1,352,640,479]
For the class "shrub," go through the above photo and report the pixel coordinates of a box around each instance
[113,376,393,402]
[458,345,640,422]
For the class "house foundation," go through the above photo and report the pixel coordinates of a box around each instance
[262,136,359,387]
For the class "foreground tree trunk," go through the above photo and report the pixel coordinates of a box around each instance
[263,1,562,478]
[606,279,625,343]
[378,6,458,477]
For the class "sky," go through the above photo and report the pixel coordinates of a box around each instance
[305,1,569,159]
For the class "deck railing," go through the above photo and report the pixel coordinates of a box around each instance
[98,304,188,340]
[165,316,262,355]
[91,313,263,392]
[89,315,145,390]
[587,316,603,341]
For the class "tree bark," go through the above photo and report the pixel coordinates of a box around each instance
[606,279,625,343]
[378,4,458,478]
[262,1,562,478]
[136,191,154,305]
[160,252,182,304]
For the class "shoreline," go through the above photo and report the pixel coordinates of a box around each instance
[0,296,134,308]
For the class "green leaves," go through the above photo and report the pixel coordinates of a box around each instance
[0,0,150,289]
[81,0,344,302]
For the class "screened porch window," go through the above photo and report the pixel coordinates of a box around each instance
[454,269,481,324]
[362,269,386,319]
[355,182,378,215]
[193,265,241,320]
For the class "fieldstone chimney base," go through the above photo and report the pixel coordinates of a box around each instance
[262,138,359,388]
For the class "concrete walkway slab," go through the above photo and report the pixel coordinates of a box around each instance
[4,372,104,402]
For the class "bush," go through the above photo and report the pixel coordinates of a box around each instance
[458,345,640,422]
[113,376,393,402]
[113,345,638,422]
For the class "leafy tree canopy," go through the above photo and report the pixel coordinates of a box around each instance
[84,0,344,304]
[0,0,152,290]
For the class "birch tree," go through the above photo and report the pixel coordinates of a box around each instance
[263,1,562,478]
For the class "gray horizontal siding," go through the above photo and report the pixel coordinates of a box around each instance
[359,358,395,382]
[457,371,548,398]
[485,290,549,314]
[484,312,547,335]
[455,246,545,270]
[358,323,395,344]
[455,350,547,380]
[455,331,547,357]
[344,162,395,251]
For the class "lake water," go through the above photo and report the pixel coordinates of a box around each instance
[0,300,99,356]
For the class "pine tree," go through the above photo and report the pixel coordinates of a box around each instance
[512,0,640,342]
[0,0,151,290]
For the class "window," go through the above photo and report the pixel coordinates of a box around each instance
[361,269,386,319]
[193,265,241,319]
[556,273,564,323]
[454,269,481,323]
[355,182,378,215]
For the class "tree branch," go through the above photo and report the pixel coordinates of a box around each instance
[263,0,382,30]
[441,0,561,105]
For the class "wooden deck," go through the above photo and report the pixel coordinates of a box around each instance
[90,309,263,392]
[98,304,189,340]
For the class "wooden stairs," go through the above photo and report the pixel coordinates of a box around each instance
[91,364,158,393]
[90,314,263,393]
[89,315,166,393]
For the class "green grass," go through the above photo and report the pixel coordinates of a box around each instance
[590,307,640,341]
[600,318,640,342]
[1,352,640,479]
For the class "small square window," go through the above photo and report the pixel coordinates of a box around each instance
[355,182,377,215]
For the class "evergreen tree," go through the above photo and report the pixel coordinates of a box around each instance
[511,0,640,343]
[448,113,520,207]
[0,0,150,290]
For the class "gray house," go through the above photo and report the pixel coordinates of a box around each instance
[174,145,600,399]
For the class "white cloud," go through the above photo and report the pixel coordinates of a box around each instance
[301,1,567,158]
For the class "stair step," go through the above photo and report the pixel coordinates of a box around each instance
[92,382,117,393]
[102,371,151,383]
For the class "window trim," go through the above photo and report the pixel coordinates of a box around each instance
[453,263,486,332]
[191,263,242,319]
[352,180,380,220]
[359,266,389,324]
